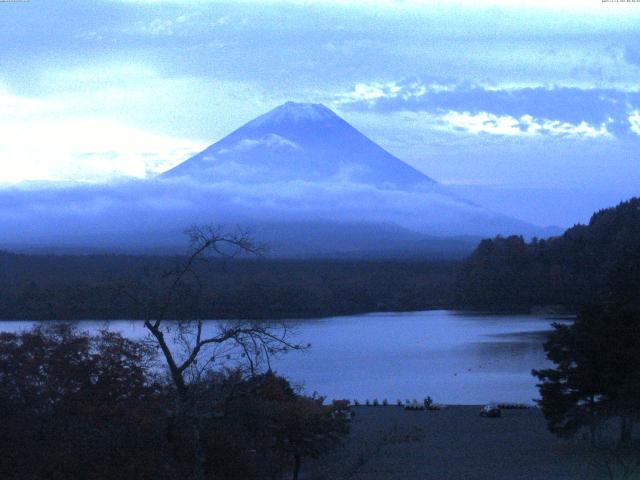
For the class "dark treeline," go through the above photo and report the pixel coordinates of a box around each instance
[0,254,457,320]
[454,197,640,311]
[6,197,640,320]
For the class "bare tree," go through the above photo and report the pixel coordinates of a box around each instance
[119,225,305,480]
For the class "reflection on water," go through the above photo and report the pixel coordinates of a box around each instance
[485,330,551,341]
[0,310,572,405]
[271,310,571,404]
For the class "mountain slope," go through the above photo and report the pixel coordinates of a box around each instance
[160,102,549,240]
[163,102,437,190]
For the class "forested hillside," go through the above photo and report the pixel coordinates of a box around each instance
[0,255,455,320]
[454,197,640,310]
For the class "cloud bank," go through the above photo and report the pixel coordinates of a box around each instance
[0,177,540,252]
[338,81,640,138]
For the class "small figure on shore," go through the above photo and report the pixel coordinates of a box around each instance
[424,396,433,410]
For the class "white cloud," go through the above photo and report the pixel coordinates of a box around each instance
[218,134,300,155]
[336,78,640,143]
[629,110,640,136]
[0,86,205,183]
[0,174,513,244]
[341,81,402,104]
[0,62,279,183]
[537,119,609,138]
[37,62,275,138]
[0,117,204,183]
[443,111,522,136]
[338,80,454,106]
[0,87,61,118]
[440,111,611,138]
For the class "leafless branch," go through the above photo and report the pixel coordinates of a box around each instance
[116,224,302,401]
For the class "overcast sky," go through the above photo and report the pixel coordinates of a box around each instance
[1,0,639,224]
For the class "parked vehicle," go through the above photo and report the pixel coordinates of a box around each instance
[480,404,501,417]
[332,399,354,420]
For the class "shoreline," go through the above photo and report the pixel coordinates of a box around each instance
[0,307,576,323]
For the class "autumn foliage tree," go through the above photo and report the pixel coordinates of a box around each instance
[0,324,167,480]
[201,371,349,480]
[0,326,348,480]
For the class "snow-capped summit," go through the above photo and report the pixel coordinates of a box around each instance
[162,102,436,189]
[250,101,338,125]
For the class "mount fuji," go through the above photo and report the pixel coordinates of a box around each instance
[163,101,438,191]
[0,102,555,257]
[159,102,552,251]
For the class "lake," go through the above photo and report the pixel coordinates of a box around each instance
[0,310,571,405]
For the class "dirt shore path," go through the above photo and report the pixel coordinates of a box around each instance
[304,406,595,480]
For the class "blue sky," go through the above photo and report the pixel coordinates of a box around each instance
[1,0,639,225]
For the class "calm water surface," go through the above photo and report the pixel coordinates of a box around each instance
[0,310,571,405]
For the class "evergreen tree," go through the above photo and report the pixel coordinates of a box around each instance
[533,251,640,445]
[456,197,640,310]
[533,307,608,440]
